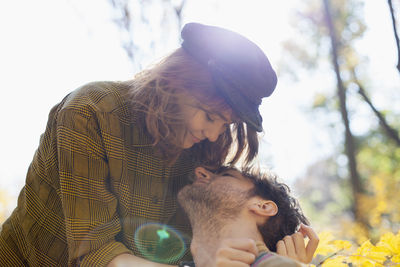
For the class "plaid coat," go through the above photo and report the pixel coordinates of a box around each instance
[0,81,195,266]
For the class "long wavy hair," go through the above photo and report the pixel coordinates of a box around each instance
[126,48,259,167]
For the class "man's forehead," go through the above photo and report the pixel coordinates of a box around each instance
[221,168,239,175]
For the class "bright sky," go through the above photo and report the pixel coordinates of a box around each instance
[0,0,399,215]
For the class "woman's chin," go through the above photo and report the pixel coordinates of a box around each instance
[182,142,194,149]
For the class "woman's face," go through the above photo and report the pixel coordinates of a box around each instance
[179,101,233,149]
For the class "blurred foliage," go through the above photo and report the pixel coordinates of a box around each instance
[286,0,399,231]
[280,0,367,80]
[299,139,400,266]
[283,1,400,265]
[107,0,185,70]
[297,128,400,237]
[312,230,400,266]
[0,190,12,227]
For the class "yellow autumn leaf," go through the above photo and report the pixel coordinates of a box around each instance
[315,232,340,256]
[392,254,400,263]
[349,240,388,265]
[376,231,400,257]
[321,256,348,267]
[333,240,352,250]
[348,255,378,267]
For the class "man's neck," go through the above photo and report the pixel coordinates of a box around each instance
[190,218,263,267]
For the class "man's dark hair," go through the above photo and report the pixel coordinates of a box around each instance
[213,166,309,252]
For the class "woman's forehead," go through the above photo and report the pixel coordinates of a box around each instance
[181,90,242,123]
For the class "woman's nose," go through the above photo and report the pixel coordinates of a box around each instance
[204,124,226,142]
[205,130,219,142]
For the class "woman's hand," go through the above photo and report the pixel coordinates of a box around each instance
[276,224,319,264]
[213,238,258,267]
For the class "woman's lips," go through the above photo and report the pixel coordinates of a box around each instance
[190,132,202,143]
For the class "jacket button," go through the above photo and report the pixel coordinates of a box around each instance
[152,196,159,203]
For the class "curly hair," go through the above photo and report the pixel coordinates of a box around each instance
[240,168,309,252]
[126,48,259,167]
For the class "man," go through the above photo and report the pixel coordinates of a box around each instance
[177,166,319,267]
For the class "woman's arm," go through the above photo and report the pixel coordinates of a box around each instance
[57,106,130,265]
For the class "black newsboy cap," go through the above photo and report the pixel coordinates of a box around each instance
[181,22,277,132]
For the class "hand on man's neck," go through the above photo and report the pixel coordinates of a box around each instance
[190,215,264,267]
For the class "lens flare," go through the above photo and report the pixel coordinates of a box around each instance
[134,223,187,263]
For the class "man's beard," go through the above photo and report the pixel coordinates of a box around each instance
[177,181,249,235]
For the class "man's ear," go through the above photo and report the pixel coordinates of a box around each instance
[249,199,278,217]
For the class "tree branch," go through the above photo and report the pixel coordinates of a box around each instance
[173,0,187,30]
[323,0,363,222]
[109,0,137,63]
[352,77,400,146]
[387,0,400,74]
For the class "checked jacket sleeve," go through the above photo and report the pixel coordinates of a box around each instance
[56,94,132,265]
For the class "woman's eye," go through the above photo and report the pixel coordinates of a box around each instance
[206,113,214,122]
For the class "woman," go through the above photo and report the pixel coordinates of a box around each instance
[0,23,277,266]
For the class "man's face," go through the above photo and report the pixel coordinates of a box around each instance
[178,167,254,225]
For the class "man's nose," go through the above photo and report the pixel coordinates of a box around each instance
[194,167,213,182]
